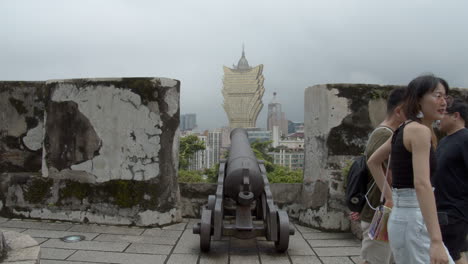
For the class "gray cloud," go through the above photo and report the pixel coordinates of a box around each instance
[1,0,467,130]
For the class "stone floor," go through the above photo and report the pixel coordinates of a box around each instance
[0,217,364,264]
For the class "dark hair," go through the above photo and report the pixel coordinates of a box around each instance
[447,98,468,124]
[386,87,406,114]
[403,74,450,120]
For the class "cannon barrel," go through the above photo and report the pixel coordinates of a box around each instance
[224,128,265,202]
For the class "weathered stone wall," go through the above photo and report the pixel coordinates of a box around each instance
[0,78,181,226]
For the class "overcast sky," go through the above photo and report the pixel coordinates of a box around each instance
[1,1,468,130]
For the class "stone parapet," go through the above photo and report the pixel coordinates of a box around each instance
[0,78,181,226]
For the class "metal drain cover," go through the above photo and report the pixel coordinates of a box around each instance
[60,235,85,243]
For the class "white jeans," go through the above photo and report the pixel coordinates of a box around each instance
[388,188,455,264]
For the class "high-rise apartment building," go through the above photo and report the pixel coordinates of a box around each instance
[180,113,197,131]
[207,130,221,168]
[267,92,288,137]
[187,135,208,170]
[222,47,265,128]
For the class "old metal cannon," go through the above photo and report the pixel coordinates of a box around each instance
[193,128,295,252]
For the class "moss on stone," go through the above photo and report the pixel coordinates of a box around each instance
[59,180,91,202]
[23,178,54,203]
[8,97,28,115]
[101,180,153,208]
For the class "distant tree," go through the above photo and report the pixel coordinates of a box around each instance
[250,140,275,172]
[203,163,220,183]
[178,169,204,182]
[179,135,206,170]
[267,166,303,183]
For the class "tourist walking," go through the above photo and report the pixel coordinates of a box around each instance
[434,98,468,264]
[353,87,405,264]
[367,75,455,264]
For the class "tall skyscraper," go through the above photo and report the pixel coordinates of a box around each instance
[267,92,288,136]
[180,113,197,131]
[222,47,265,128]
[207,130,221,168]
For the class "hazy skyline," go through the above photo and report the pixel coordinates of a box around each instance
[1,1,468,130]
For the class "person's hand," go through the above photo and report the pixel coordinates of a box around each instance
[430,240,449,264]
[384,199,393,209]
[349,212,360,221]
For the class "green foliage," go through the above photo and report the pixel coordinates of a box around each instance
[178,169,205,183]
[251,140,275,172]
[203,163,219,183]
[267,165,303,183]
[178,164,220,183]
[179,135,206,169]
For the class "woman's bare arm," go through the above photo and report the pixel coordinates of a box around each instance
[367,138,393,203]
[407,124,443,242]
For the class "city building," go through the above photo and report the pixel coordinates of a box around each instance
[267,92,288,137]
[246,127,271,143]
[187,135,208,171]
[269,148,304,170]
[180,113,197,131]
[288,121,304,134]
[222,47,265,128]
[207,130,221,168]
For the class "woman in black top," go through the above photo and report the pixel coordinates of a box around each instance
[368,75,454,264]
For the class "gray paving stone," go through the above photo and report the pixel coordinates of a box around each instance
[294,224,322,234]
[94,233,178,245]
[199,252,229,264]
[2,261,37,264]
[307,239,361,247]
[0,227,27,232]
[162,222,187,230]
[2,260,37,264]
[230,238,258,254]
[257,240,279,254]
[321,256,355,264]
[285,232,315,256]
[314,247,361,257]
[259,253,291,264]
[41,238,129,252]
[0,217,8,223]
[208,240,229,254]
[125,243,173,254]
[350,256,365,264]
[290,255,322,264]
[68,224,144,235]
[67,250,167,264]
[230,254,260,264]
[166,253,199,264]
[34,237,48,244]
[40,248,75,260]
[141,228,183,238]
[186,218,199,228]
[0,220,72,231]
[302,232,355,240]
[41,261,103,264]
[23,229,100,240]
[173,229,199,254]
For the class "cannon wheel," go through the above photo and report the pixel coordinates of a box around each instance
[207,195,216,211]
[200,208,212,252]
[275,210,290,253]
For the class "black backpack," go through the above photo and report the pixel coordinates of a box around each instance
[345,155,370,212]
